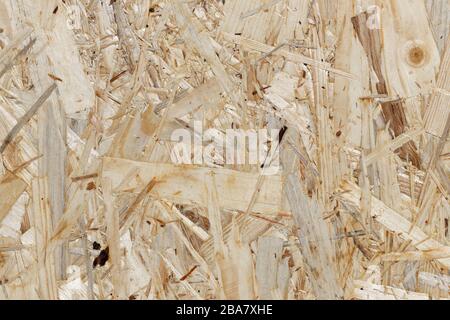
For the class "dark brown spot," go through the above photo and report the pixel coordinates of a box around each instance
[408,47,425,65]
[48,73,63,82]
[92,241,101,250]
[179,265,198,281]
[93,247,109,268]
[86,182,96,190]
[278,126,288,143]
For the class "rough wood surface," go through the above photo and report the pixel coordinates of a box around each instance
[0,0,448,300]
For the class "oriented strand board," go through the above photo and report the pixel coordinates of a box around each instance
[0,0,448,300]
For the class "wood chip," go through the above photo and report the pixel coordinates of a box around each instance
[0,0,448,300]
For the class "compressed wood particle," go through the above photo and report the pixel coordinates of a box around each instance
[0,0,448,300]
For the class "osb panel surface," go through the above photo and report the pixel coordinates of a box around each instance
[0,0,449,300]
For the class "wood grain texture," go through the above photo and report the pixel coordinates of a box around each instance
[0,0,448,300]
